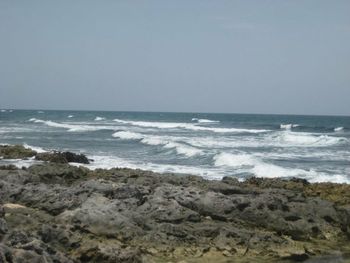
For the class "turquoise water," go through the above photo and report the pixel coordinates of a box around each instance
[1,109,349,183]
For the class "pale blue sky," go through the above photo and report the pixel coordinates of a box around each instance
[0,0,349,115]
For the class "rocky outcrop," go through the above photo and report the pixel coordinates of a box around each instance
[0,145,36,159]
[0,145,90,164]
[0,163,350,262]
[35,151,90,164]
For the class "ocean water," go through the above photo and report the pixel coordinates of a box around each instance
[1,109,349,183]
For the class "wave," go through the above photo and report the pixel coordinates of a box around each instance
[213,152,350,183]
[276,131,347,147]
[0,127,34,134]
[112,131,143,140]
[28,118,114,132]
[67,115,74,118]
[76,155,222,180]
[334,127,344,132]
[23,143,47,153]
[94,117,106,121]
[113,119,269,133]
[1,110,6,112]
[280,123,300,130]
[192,118,220,123]
[112,131,202,157]
[37,111,44,114]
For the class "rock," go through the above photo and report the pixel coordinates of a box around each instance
[0,162,349,262]
[0,145,36,159]
[35,151,90,164]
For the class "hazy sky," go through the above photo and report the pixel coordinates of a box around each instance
[0,1,349,115]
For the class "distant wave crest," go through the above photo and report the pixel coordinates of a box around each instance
[113,119,269,133]
[112,131,202,157]
[280,123,300,130]
[192,118,220,123]
[334,127,344,132]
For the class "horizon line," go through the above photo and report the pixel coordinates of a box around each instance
[1,107,349,118]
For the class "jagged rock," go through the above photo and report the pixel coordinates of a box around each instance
[0,162,349,262]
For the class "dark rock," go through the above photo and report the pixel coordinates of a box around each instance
[0,145,36,159]
[0,162,349,262]
[35,151,90,164]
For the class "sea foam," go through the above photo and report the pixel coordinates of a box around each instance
[280,124,299,130]
[192,118,220,123]
[112,131,202,157]
[113,119,269,133]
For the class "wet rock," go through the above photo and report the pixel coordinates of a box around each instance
[0,145,36,159]
[35,151,90,164]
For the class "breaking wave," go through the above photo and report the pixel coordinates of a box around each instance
[28,118,114,132]
[213,152,350,183]
[192,118,220,123]
[113,119,269,133]
[334,127,344,132]
[95,117,106,121]
[112,131,202,157]
[275,131,347,147]
[280,123,300,130]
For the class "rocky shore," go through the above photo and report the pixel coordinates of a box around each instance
[1,145,350,262]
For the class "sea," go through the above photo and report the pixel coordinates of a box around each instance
[1,109,349,183]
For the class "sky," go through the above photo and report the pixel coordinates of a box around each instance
[0,0,349,116]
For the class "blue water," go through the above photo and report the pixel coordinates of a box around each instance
[1,109,349,183]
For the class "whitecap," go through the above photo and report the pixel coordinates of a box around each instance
[280,123,299,130]
[192,118,220,123]
[29,118,115,132]
[0,110,6,112]
[76,155,222,180]
[112,131,203,157]
[113,119,269,133]
[67,115,74,118]
[214,153,256,167]
[275,131,347,147]
[94,116,106,121]
[112,131,143,140]
[23,143,47,153]
[334,127,344,132]
[213,152,350,183]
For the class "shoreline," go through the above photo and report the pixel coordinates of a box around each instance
[1,145,350,262]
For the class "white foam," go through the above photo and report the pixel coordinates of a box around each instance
[112,131,143,140]
[23,144,47,153]
[37,111,44,114]
[94,117,106,121]
[214,153,256,167]
[0,110,6,112]
[280,124,299,130]
[334,127,344,132]
[276,131,347,147]
[112,131,203,157]
[29,118,115,132]
[68,115,74,118]
[113,119,269,133]
[192,118,220,123]
[78,155,222,180]
[213,152,350,183]
[0,127,34,134]
[0,157,41,168]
